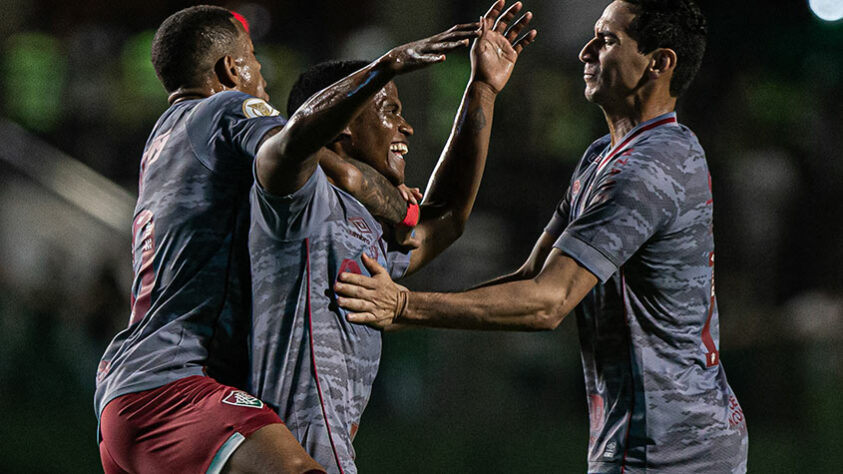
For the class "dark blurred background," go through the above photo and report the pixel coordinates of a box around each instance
[1,0,842,472]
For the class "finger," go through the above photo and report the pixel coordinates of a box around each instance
[446,22,482,33]
[494,2,523,33]
[513,29,537,54]
[360,252,387,276]
[346,312,378,324]
[333,281,374,299]
[428,39,472,53]
[438,28,480,39]
[506,11,532,43]
[417,53,448,64]
[411,188,423,201]
[483,0,506,20]
[337,272,379,289]
[398,187,409,202]
[336,296,376,313]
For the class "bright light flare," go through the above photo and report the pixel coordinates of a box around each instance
[809,0,843,21]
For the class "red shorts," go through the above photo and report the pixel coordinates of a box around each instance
[99,375,282,474]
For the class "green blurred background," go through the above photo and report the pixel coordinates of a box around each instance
[1,0,842,472]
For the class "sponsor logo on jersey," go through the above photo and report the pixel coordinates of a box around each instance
[222,390,265,409]
[241,98,280,118]
[349,217,372,234]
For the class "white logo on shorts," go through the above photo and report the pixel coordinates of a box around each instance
[222,390,265,409]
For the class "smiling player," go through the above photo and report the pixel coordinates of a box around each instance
[247,2,536,472]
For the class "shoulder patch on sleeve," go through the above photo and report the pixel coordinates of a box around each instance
[242,98,280,118]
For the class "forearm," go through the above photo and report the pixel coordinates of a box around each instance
[398,279,564,331]
[320,151,408,224]
[411,82,497,265]
[424,80,496,221]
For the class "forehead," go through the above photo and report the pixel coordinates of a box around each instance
[595,1,637,34]
[374,81,400,106]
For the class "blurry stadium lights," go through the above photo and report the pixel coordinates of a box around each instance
[809,0,843,21]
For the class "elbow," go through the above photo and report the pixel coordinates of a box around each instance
[531,289,570,331]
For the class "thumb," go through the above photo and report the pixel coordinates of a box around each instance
[361,253,386,275]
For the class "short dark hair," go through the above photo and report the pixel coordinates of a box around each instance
[286,60,370,117]
[623,0,707,97]
[151,5,241,93]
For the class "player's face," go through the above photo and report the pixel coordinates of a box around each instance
[344,82,413,185]
[578,1,650,107]
[232,25,269,102]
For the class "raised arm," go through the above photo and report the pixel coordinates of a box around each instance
[335,248,597,331]
[405,0,537,274]
[256,24,479,196]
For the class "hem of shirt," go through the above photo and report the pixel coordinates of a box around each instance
[96,366,207,419]
[554,231,618,283]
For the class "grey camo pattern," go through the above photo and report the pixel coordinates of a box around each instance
[249,166,410,474]
[545,114,748,473]
[94,91,286,420]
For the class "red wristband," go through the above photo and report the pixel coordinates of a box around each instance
[401,203,420,227]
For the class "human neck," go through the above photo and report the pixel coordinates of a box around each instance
[601,92,676,147]
[168,80,229,105]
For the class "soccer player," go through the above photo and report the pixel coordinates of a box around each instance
[247,2,536,472]
[94,6,422,474]
[335,1,749,472]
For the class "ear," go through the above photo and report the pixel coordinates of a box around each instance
[648,48,677,80]
[214,55,239,89]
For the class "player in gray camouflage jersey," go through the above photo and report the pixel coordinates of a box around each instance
[94,6,425,474]
[336,1,748,472]
[249,2,536,472]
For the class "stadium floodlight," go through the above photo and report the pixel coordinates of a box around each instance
[809,0,843,21]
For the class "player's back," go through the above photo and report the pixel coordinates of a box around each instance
[94,90,285,420]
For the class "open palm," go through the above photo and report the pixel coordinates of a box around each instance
[471,0,537,93]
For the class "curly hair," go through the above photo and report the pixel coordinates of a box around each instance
[624,0,707,97]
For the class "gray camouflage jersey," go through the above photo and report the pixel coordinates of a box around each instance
[545,113,748,473]
[249,166,411,474]
[94,91,286,421]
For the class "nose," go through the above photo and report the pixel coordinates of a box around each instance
[579,37,597,64]
[399,117,414,137]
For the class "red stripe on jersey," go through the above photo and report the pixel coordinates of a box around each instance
[701,251,719,367]
[306,239,345,474]
[130,210,155,326]
[620,271,635,473]
[596,116,677,172]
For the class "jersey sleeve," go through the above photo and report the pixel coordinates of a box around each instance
[187,91,287,177]
[543,187,572,239]
[250,165,333,242]
[554,148,681,283]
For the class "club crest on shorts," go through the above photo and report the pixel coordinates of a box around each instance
[222,390,265,409]
[242,98,280,118]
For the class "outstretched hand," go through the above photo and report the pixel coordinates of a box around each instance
[380,23,480,75]
[471,0,537,93]
[335,253,408,330]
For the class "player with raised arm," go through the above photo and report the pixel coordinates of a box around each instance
[335,1,748,472]
[94,6,423,474]
[248,2,535,472]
